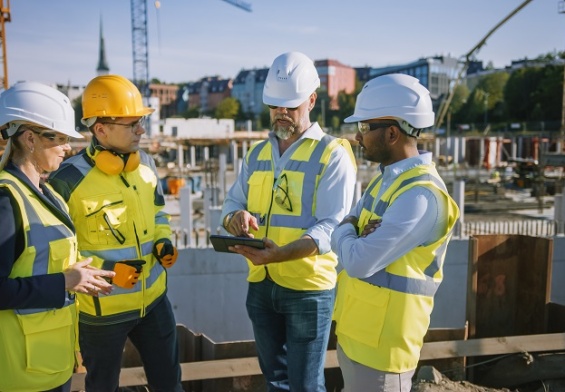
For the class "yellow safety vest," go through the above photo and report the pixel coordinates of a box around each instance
[0,173,78,392]
[333,163,460,373]
[48,147,170,324]
[246,135,355,291]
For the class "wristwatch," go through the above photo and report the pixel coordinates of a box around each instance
[223,211,236,230]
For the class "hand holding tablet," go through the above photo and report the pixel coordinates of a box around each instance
[209,234,266,253]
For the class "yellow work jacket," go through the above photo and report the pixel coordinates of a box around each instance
[246,135,354,291]
[333,163,460,373]
[0,173,78,392]
[48,146,171,325]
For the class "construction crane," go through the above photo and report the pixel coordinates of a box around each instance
[220,0,252,12]
[434,0,533,134]
[129,0,252,98]
[0,0,11,90]
[559,0,565,151]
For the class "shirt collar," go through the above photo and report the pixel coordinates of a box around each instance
[380,151,433,178]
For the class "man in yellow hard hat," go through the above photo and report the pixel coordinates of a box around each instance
[49,74,182,391]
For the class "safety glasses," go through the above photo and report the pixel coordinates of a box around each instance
[101,116,147,133]
[267,105,299,111]
[357,121,398,135]
[29,128,72,145]
[273,173,292,212]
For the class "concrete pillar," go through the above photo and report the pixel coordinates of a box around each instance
[204,187,220,231]
[204,146,210,162]
[190,146,196,168]
[453,180,465,237]
[460,137,466,163]
[179,186,193,247]
[242,141,248,158]
[511,138,517,160]
[218,146,227,201]
[177,144,184,170]
[453,137,460,165]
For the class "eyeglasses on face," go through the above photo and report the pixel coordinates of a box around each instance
[273,173,293,212]
[29,128,72,145]
[267,105,299,111]
[357,121,399,135]
[101,116,147,132]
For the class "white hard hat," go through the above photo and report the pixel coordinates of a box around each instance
[345,74,434,136]
[0,81,82,139]
[263,52,320,108]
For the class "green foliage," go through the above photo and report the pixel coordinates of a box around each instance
[504,65,563,122]
[214,97,239,119]
[182,107,200,119]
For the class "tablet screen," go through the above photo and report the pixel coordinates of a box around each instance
[209,234,265,253]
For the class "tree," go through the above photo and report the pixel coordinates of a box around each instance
[214,97,239,119]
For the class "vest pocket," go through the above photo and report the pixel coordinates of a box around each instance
[82,194,127,245]
[16,309,74,374]
[247,174,272,214]
[335,277,390,349]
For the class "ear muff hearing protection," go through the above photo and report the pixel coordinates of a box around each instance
[89,146,141,175]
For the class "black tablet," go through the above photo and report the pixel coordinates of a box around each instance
[209,234,265,253]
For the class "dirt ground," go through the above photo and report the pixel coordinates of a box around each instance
[412,366,565,392]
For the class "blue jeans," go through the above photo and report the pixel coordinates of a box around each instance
[246,279,335,392]
[79,296,182,392]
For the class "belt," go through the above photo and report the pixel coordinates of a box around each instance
[265,267,273,281]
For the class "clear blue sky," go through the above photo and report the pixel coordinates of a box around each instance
[8,0,564,87]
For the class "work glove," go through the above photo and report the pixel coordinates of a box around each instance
[153,239,178,268]
[112,260,146,289]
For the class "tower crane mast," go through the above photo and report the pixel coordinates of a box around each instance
[130,0,150,97]
[129,0,252,98]
[0,0,11,90]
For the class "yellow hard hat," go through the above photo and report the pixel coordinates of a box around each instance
[82,75,154,123]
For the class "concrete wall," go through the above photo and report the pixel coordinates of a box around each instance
[167,236,565,343]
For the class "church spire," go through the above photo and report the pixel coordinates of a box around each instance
[96,15,110,75]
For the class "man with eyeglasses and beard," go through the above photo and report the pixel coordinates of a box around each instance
[331,74,460,392]
[48,75,182,392]
[221,51,357,391]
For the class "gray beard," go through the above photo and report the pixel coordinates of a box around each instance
[275,127,294,140]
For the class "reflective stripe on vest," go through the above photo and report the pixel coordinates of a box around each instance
[247,135,331,229]
[358,171,450,296]
[0,178,75,315]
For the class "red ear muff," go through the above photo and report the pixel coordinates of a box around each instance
[92,149,140,175]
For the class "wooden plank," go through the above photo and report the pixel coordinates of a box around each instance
[419,332,565,360]
[71,333,565,390]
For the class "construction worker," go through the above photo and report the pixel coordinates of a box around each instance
[221,51,357,391]
[331,74,460,392]
[0,81,114,392]
[48,75,182,391]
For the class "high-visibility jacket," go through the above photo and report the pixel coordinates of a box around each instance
[0,172,78,392]
[333,163,460,373]
[48,146,171,325]
[246,135,355,291]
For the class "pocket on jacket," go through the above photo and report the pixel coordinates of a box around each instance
[335,277,390,349]
[17,309,74,374]
[82,193,127,245]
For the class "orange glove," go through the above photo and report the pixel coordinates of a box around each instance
[153,239,178,268]
[112,260,145,289]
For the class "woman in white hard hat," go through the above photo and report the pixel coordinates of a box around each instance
[0,81,115,392]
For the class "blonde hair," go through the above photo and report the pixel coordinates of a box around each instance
[0,137,14,171]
